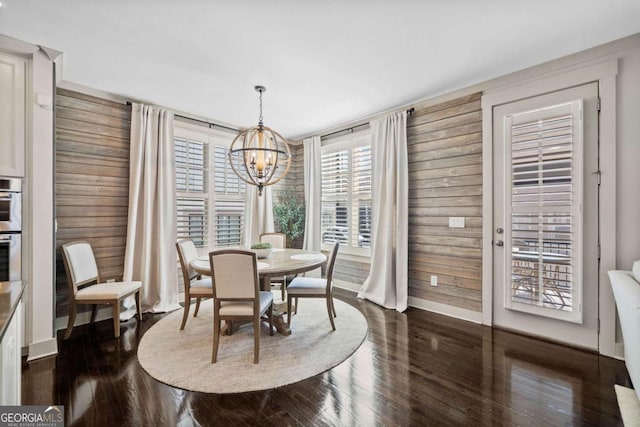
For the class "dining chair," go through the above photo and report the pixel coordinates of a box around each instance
[287,242,339,331]
[259,232,286,249]
[209,249,274,363]
[176,239,214,330]
[259,232,288,299]
[60,241,142,339]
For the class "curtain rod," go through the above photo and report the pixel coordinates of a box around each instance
[126,101,240,133]
[320,107,414,140]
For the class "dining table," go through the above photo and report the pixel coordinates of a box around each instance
[190,248,327,336]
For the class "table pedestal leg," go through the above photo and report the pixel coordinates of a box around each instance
[272,301,291,336]
[261,278,291,336]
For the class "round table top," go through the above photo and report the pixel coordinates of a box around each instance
[190,248,326,278]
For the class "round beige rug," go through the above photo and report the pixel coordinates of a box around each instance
[137,298,367,393]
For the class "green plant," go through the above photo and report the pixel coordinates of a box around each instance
[273,188,305,247]
[251,242,272,250]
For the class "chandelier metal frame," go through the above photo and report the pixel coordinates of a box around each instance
[228,85,292,196]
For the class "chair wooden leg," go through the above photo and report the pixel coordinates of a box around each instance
[135,291,142,321]
[326,297,336,331]
[287,295,292,326]
[194,298,201,317]
[331,295,337,318]
[269,302,274,336]
[253,316,260,364]
[294,297,299,314]
[212,305,220,363]
[90,304,98,324]
[281,279,286,301]
[113,301,121,338]
[180,297,191,330]
[64,302,77,339]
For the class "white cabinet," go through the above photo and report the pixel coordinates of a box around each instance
[0,52,26,177]
[0,303,22,405]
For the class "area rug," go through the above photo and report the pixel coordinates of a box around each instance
[137,298,368,393]
[615,384,640,426]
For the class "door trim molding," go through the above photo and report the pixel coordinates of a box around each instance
[481,59,618,356]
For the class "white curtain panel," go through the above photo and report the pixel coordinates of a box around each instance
[358,111,409,312]
[302,135,322,252]
[243,184,275,247]
[122,103,180,315]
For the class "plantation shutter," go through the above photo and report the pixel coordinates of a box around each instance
[213,144,245,247]
[320,135,372,252]
[321,149,350,243]
[175,137,209,248]
[352,145,372,248]
[509,102,582,314]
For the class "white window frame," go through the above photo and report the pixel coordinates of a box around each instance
[321,129,372,257]
[174,122,244,254]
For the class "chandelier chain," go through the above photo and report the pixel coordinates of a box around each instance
[258,89,264,124]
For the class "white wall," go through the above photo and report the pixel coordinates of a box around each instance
[0,35,59,360]
[616,48,640,269]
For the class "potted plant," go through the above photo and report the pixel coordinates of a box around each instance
[250,242,273,258]
[273,188,305,248]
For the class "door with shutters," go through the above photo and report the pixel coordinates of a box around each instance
[492,83,599,349]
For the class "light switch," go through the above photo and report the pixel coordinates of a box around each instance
[449,217,465,228]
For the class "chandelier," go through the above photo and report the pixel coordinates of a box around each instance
[229,85,292,196]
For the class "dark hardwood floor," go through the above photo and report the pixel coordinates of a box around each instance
[22,289,630,426]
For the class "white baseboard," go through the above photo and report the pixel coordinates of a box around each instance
[332,280,482,324]
[408,296,482,324]
[27,338,58,361]
[54,307,115,331]
[333,279,361,293]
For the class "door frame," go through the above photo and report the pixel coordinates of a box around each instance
[481,59,618,356]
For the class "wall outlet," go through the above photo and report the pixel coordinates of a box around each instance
[449,217,465,228]
[430,275,438,287]
[106,279,115,283]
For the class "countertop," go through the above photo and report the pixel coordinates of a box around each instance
[0,281,25,342]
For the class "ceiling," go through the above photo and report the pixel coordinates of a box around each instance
[1,1,640,139]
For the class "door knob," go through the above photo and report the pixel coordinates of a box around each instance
[495,240,504,247]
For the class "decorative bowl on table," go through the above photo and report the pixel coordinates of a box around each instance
[250,242,273,259]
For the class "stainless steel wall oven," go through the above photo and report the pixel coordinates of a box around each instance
[0,178,21,282]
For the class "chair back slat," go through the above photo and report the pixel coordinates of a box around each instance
[259,233,286,249]
[176,239,200,284]
[325,242,340,292]
[61,241,99,291]
[210,250,258,300]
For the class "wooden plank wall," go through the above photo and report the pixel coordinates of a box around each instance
[406,93,483,312]
[55,88,131,317]
[334,258,369,285]
[283,94,483,310]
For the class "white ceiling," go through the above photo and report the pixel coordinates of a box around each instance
[1,1,640,139]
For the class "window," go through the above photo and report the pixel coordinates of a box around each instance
[507,101,583,321]
[175,125,245,251]
[321,131,372,255]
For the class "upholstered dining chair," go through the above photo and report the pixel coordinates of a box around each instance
[176,239,214,330]
[259,232,286,249]
[287,242,339,331]
[60,241,142,339]
[209,249,274,363]
[259,232,287,299]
